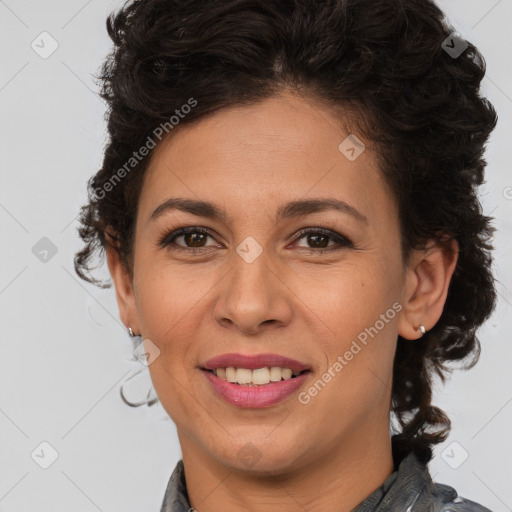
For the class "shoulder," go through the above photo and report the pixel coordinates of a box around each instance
[385,450,495,512]
[431,482,493,512]
[159,459,192,512]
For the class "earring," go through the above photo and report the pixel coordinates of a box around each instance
[122,328,158,408]
[127,326,143,355]
[119,367,159,408]
[417,324,426,335]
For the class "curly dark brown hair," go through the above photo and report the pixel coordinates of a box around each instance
[74,0,498,465]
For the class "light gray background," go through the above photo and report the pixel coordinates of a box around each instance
[1,1,511,510]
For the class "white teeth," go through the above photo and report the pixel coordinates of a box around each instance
[252,367,270,385]
[226,367,237,383]
[212,366,302,386]
[281,368,293,380]
[236,368,252,385]
[270,366,283,382]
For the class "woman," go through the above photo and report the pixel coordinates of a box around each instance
[74,0,498,510]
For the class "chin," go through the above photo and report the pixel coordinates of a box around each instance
[210,435,307,475]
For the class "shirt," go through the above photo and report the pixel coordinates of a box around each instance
[158,451,493,512]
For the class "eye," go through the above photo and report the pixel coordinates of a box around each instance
[157,226,353,255]
[157,227,220,253]
[290,228,353,253]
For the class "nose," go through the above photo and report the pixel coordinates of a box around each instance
[212,250,294,336]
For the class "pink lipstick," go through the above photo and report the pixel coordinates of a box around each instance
[201,353,311,408]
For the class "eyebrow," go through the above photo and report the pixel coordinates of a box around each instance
[148,197,368,225]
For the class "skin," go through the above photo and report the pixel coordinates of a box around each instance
[106,90,458,512]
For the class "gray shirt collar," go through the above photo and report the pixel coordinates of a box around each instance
[159,451,491,512]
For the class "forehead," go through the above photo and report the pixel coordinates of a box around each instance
[138,93,396,230]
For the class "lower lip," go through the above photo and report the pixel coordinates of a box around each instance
[202,370,310,408]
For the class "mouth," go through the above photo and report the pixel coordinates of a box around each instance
[200,353,312,408]
[204,366,310,386]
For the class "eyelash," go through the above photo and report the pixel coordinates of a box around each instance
[157,226,354,255]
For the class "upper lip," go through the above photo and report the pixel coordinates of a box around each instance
[202,353,310,372]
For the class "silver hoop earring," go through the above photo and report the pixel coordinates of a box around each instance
[119,367,159,408]
[122,327,158,407]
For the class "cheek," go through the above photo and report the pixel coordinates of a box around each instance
[147,361,202,429]
[303,257,399,338]
[133,267,201,390]
[135,276,201,421]
[302,309,398,435]
[134,259,209,343]
[306,258,400,404]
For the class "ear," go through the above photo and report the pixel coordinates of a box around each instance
[105,231,140,335]
[397,236,459,340]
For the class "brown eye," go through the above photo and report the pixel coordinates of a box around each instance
[182,231,208,247]
[292,228,353,252]
[303,233,330,248]
[157,226,353,254]
[158,227,219,252]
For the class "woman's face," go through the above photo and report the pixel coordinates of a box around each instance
[116,91,418,472]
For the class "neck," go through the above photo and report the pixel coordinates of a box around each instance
[178,423,394,512]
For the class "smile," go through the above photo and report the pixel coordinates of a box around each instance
[202,368,311,408]
[211,366,303,386]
